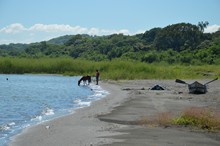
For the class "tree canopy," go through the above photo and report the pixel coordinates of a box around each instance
[1,22,220,65]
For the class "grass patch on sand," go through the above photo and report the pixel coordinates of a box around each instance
[138,107,220,131]
[173,107,220,131]
[138,112,173,127]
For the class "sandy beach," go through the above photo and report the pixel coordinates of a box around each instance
[10,79,220,146]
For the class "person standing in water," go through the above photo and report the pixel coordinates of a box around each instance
[96,70,100,85]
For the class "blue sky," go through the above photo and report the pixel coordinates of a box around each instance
[0,0,220,44]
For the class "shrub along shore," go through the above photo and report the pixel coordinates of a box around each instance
[0,57,219,80]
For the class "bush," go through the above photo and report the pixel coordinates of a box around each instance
[173,107,220,131]
[138,107,220,131]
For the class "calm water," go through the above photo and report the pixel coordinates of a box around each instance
[0,74,108,146]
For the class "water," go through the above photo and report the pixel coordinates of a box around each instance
[0,74,108,146]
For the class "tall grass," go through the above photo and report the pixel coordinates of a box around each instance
[0,57,219,79]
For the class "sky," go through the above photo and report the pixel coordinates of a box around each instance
[0,0,220,44]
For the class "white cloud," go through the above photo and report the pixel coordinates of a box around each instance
[0,23,135,44]
[204,24,220,33]
[135,29,145,34]
[0,39,16,44]
[0,23,26,34]
[29,24,88,33]
[87,27,100,35]
[118,29,130,35]
[1,23,220,44]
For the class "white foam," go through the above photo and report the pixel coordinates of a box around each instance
[31,115,41,122]
[74,99,91,107]
[33,115,42,121]
[22,124,30,129]
[89,84,109,98]
[42,107,54,116]
[31,108,54,122]
[77,84,107,106]
[8,122,15,126]
[0,122,16,131]
[0,125,10,131]
[79,101,91,106]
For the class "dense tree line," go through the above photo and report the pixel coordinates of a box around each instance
[0,22,220,64]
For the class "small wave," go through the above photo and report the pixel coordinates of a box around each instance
[42,107,54,116]
[0,122,15,131]
[0,125,10,131]
[73,84,109,108]
[31,115,42,121]
[22,124,30,129]
[31,108,54,122]
[8,122,15,126]
[74,99,91,107]
[89,92,105,98]
[88,84,109,99]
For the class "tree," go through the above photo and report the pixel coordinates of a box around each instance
[198,21,209,32]
[154,23,203,51]
[40,41,47,51]
[141,51,158,63]
[65,34,89,46]
[142,28,161,43]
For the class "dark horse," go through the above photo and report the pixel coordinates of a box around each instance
[78,75,91,86]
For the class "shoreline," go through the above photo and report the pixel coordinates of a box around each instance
[9,81,129,146]
[10,80,220,146]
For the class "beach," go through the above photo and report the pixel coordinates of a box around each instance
[10,79,220,146]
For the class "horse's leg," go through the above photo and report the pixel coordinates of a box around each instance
[78,79,82,86]
[83,80,86,85]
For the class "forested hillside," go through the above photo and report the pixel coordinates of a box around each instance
[1,22,220,65]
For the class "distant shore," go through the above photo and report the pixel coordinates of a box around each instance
[10,79,220,146]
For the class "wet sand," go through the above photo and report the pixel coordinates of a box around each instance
[10,79,220,146]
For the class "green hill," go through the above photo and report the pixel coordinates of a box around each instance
[47,35,74,45]
[0,22,220,65]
